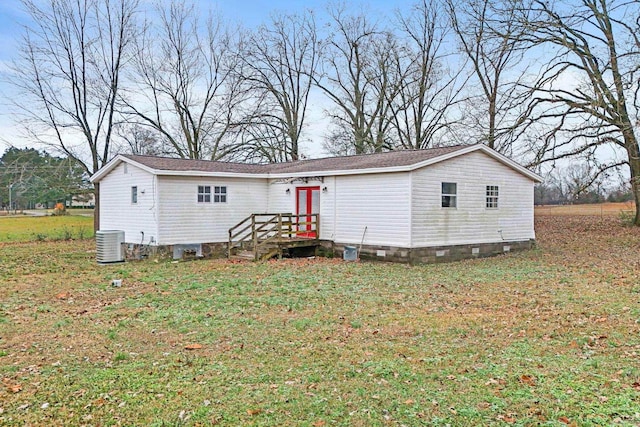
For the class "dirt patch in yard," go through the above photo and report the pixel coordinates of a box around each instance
[535,201,635,216]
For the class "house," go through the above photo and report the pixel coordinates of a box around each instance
[69,193,95,208]
[89,144,543,263]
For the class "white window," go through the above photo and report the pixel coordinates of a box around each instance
[198,185,211,203]
[441,182,457,208]
[214,186,227,203]
[131,186,138,204]
[486,185,499,208]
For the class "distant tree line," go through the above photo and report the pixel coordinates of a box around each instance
[535,163,633,205]
[0,147,90,211]
[6,0,640,225]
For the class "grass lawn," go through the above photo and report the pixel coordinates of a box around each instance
[0,215,94,242]
[535,202,634,217]
[1,213,640,425]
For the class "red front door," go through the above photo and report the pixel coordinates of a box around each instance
[296,186,320,238]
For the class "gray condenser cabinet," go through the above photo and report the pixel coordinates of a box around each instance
[96,230,125,263]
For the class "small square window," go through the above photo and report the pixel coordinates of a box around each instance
[441,182,457,208]
[131,186,138,204]
[214,186,227,203]
[486,185,499,208]
[198,185,211,203]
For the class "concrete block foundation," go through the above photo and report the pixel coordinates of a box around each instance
[123,239,535,264]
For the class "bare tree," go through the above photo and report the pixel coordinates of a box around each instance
[10,0,139,230]
[124,1,244,160]
[390,0,467,150]
[238,11,320,162]
[315,6,393,155]
[519,0,640,224]
[115,124,162,156]
[535,162,608,205]
[446,0,532,153]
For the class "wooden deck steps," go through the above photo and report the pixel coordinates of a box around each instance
[230,250,256,261]
[228,213,320,261]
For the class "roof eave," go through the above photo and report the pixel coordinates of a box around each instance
[90,155,159,183]
[155,170,271,179]
[268,164,416,178]
[91,144,542,183]
[269,145,543,182]
[474,145,544,182]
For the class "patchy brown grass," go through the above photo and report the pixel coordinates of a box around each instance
[1,216,640,426]
[535,201,635,216]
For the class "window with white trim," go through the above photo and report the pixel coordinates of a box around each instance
[131,186,138,204]
[197,185,211,203]
[441,182,457,208]
[214,186,227,203]
[486,185,499,208]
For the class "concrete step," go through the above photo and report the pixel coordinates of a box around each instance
[231,250,255,261]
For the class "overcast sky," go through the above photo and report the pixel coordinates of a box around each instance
[0,0,400,158]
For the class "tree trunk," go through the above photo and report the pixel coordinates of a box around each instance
[632,173,640,226]
[626,147,640,226]
[93,182,100,232]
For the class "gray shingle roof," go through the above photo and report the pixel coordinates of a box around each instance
[124,145,470,175]
[122,155,266,173]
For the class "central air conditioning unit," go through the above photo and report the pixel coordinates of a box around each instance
[96,230,125,264]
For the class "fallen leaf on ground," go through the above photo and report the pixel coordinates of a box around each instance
[184,343,203,350]
[247,408,262,416]
[497,414,516,423]
[520,374,536,386]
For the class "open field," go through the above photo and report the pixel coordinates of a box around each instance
[1,214,640,425]
[0,215,94,242]
[535,201,635,216]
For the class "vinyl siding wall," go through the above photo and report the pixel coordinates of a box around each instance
[266,174,409,245]
[266,181,294,214]
[333,173,411,246]
[411,151,535,247]
[266,178,335,240]
[157,176,269,244]
[99,162,158,244]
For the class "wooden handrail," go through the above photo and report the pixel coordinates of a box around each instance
[228,212,319,260]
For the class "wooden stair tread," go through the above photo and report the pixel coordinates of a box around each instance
[228,213,320,261]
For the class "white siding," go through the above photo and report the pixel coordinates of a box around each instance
[266,178,335,240]
[99,162,158,244]
[411,151,535,247]
[157,176,268,244]
[334,173,411,246]
[97,149,535,249]
[319,177,336,240]
[266,181,295,213]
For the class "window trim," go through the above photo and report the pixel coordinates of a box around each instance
[486,185,499,209]
[131,186,138,204]
[214,186,227,203]
[197,185,211,203]
[441,182,457,208]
